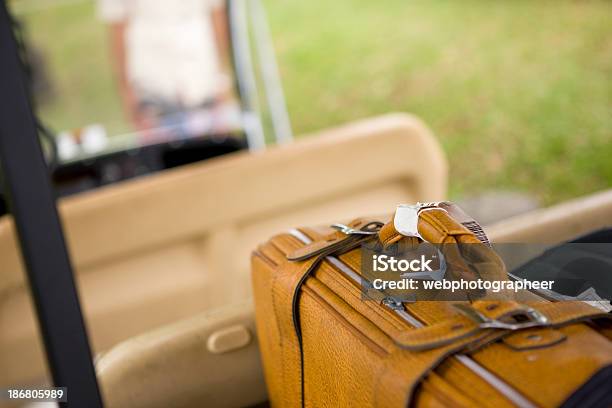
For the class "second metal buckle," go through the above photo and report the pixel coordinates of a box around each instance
[453,303,550,331]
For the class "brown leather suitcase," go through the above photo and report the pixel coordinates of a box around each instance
[252,202,612,407]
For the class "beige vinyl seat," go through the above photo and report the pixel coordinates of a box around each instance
[0,113,447,405]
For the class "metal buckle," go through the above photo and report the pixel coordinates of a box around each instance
[453,303,549,331]
[331,221,383,236]
[393,202,443,239]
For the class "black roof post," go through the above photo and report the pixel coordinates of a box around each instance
[0,1,103,406]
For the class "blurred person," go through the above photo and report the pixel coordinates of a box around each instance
[98,0,232,132]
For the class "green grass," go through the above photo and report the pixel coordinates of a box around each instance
[14,0,612,204]
[266,0,612,204]
[14,0,128,136]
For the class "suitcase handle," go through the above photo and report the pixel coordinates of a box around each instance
[378,201,489,247]
[374,202,510,299]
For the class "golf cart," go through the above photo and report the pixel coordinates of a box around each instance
[0,1,611,407]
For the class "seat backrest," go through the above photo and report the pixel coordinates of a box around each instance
[0,113,447,386]
[487,189,612,243]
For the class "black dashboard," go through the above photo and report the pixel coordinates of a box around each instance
[0,133,247,217]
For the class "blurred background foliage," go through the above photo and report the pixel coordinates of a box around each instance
[11,0,612,205]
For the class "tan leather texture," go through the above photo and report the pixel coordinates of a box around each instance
[252,204,612,407]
